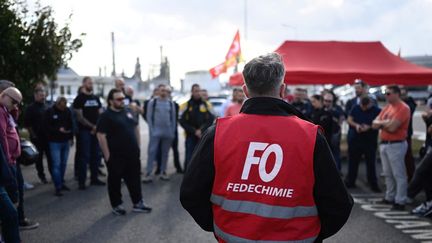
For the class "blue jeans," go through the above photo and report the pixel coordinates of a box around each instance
[49,141,70,190]
[77,130,100,185]
[184,136,199,171]
[0,186,20,243]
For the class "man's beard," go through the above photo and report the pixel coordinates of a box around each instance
[114,104,124,110]
[85,86,93,93]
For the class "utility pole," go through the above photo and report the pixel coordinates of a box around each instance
[244,0,248,42]
[111,32,116,77]
[160,45,163,64]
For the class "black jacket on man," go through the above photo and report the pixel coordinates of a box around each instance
[180,97,353,243]
[44,106,73,142]
[179,98,214,137]
[24,101,49,142]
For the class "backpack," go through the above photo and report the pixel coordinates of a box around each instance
[150,98,174,125]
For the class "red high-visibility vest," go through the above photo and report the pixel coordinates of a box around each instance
[212,113,321,243]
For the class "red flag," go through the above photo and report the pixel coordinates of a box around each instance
[225,30,241,61]
[209,30,242,78]
[209,62,227,79]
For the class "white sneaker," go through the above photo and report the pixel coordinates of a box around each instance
[160,172,170,181]
[133,200,152,213]
[412,201,432,215]
[142,174,153,183]
[112,204,126,215]
[23,182,34,190]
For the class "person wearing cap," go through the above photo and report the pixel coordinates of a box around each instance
[373,85,411,210]
[180,53,352,243]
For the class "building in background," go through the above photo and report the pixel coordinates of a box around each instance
[181,70,221,94]
[48,66,115,102]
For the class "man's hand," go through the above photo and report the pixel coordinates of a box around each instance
[422,111,432,122]
[91,125,97,135]
[372,119,389,130]
[130,102,138,112]
[195,129,202,138]
[103,153,110,162]
[97,132,110,162]
[360,124,371,132]
[59,127,71,133]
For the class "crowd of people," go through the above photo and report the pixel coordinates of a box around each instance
[0,70,432,242]
[286,80,432,215]
[0,74,245,242]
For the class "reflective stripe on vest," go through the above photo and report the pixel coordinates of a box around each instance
[211,194,318,219]
[214,223,317,243]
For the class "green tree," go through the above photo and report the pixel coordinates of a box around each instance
[0,0,83,102]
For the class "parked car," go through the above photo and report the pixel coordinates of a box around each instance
[369,86,386,102]
[208,96,228,117]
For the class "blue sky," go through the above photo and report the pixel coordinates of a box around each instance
[36,0,432,87]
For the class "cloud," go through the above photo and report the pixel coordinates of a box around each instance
[29,0,432,87]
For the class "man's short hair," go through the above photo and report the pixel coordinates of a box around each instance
[360,96,371,106]
[34,82,45,94]
[387,85,401,95]
[55,96,67,105]
[107,88,122,106]
[0,80,15,92]
[242,53,285,96]
[232,87,242,93]
[312,94,322,102]
[82,76,91,83]
[191,83,200,91]
[294,87,303,93]
[354,79,367,88]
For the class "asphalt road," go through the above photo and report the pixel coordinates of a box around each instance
[19,119,432,243]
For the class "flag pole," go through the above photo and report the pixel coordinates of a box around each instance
[243,0,248,63]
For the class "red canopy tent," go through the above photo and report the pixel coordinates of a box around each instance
[229,41,432,86]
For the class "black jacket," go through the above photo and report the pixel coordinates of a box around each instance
[310,108,333,143]
[24,101,50,142]
[179,98,214,137]
[44,106,73,142]
[180,97,353,242]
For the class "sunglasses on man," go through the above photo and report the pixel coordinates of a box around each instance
[6,94,21,105]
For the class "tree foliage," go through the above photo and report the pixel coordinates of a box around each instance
[0,0,83,101]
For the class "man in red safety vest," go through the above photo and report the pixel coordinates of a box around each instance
[180,52,353,243]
